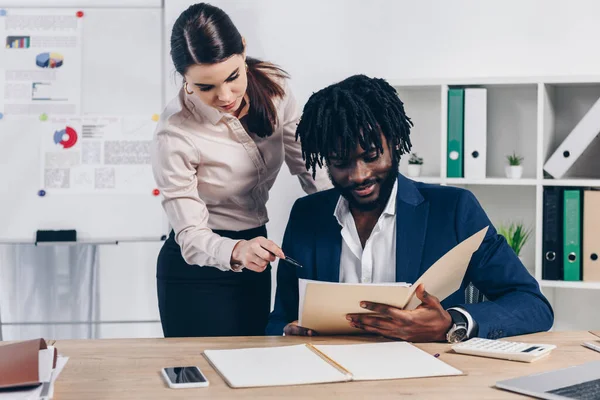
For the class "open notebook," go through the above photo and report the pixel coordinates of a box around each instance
[204,342,462,388]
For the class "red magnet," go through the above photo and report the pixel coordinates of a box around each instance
[76,11,84,18]
[152,189,160,196]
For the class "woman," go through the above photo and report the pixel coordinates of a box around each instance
[151,3,329,338]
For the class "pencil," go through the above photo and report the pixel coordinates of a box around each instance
[306,343,352,378]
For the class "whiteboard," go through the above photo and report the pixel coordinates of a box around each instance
[0,7,168,243]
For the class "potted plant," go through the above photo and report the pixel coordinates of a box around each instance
[407,152,423,177]
[497,222,532,263]
[505,152,524,179]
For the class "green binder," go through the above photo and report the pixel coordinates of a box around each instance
[563,189,582,281]
[447,88,464,178]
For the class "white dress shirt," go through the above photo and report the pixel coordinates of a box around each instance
[151,78,330,271]
[335,180,398,283]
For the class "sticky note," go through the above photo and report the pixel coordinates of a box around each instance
[152,114,159,122]
[0,10,7,17]
[39,113,48,121]
[0,113,4,120]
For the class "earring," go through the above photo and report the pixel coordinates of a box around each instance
[184,81,194,95]
[245,62,249,71]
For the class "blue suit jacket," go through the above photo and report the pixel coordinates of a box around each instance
[266,174,554,339]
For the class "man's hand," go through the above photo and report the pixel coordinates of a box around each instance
[346,284,453,342]
[283,320,318,336]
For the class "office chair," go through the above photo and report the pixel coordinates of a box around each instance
[465,282,486,304]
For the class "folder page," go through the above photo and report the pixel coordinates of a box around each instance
[404,226,488,310]
[299,281,412,335]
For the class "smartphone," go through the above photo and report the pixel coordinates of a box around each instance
[161,366,209,388]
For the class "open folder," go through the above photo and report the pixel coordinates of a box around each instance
[299,226,489,334]
[204,342,462,388]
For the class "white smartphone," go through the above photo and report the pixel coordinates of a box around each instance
[161,366,209,388]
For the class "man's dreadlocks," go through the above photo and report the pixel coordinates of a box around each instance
[296,74,413,177]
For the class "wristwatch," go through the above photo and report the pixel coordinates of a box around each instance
[446,309,469,343]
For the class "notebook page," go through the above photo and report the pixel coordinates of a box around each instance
[204,344,350,388]
[314,342,462,381]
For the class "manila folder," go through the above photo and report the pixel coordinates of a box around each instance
[299,226,488,334]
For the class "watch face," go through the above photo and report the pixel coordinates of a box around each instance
[448,326,468,343]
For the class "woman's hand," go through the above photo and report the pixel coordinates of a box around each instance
[231,236,285,272]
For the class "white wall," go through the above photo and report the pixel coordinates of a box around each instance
[96,0,600,337]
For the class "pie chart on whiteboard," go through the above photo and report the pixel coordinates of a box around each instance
[36,52,64,68]
[53,126,78,149]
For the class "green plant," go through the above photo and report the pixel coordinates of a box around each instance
[506,152,524,166]
[408,152,423,165]
[497,222,532,257]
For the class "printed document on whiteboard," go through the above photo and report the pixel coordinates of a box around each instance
[40,116,157,194]
[0,8,83,116]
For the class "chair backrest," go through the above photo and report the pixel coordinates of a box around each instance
[465,283,486,304]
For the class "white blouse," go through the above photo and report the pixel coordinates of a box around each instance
[151,79,331,271]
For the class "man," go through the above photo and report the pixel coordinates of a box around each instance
[266,75,553,342]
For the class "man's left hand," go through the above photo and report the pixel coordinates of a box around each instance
[346,284,453,342]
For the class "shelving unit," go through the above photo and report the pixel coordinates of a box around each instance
[393,76,600,290]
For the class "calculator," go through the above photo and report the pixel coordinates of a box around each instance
[451,338,556,363]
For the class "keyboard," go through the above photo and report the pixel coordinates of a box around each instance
[548,378,600,400]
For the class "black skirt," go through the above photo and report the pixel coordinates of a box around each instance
[156,226,271,337]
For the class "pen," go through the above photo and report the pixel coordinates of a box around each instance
[281,256,303,268]
[264,247,303,268]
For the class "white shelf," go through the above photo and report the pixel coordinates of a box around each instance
[390,75,600,88]
[540,280,600,290]
[412,178,535,186]
[390,77,600,292]
[542,179,600,187]
[409,177,444,184]
[445,178,538,186]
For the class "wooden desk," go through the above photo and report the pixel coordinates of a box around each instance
[54,331,600,399]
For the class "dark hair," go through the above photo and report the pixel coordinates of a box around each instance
[296,74,414,177]
[170,3,288,137]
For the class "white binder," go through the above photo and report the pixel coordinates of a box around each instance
[544,96,600,179]
[464,88,487,179]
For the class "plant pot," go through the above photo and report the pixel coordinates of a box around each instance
[505,165,523,179]
[407,164,422,177]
